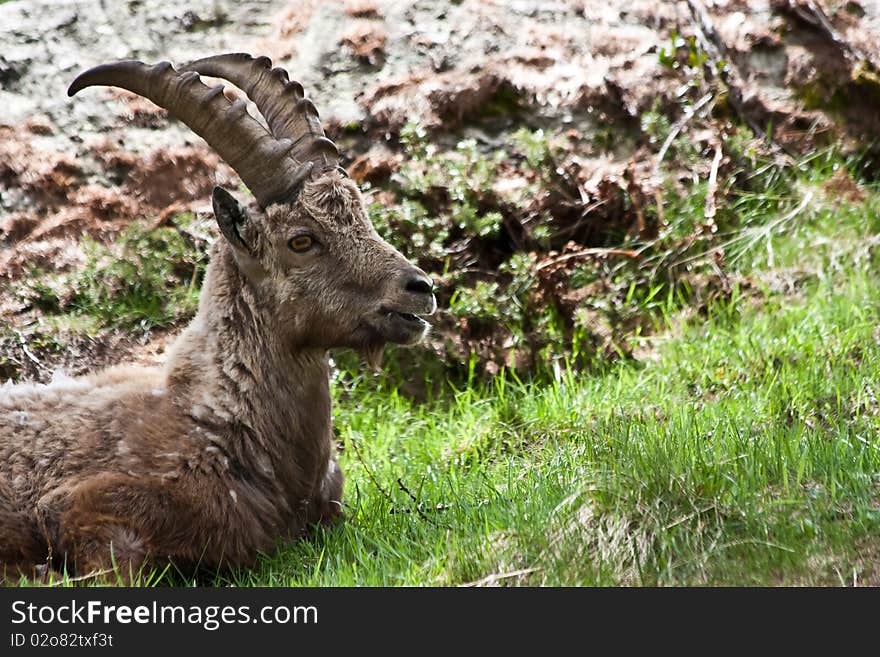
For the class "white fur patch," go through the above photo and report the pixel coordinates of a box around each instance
[50,369,74,384]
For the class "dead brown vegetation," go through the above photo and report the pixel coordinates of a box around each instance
[340,21,387,65]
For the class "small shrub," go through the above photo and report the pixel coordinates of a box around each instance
[15,214,210,332]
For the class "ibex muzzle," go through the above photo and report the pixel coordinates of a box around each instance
[0,53,436,578]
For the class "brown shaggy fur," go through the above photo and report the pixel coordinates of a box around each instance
[0,172,434,580]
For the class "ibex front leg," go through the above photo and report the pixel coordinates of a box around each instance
[311,458,344,527]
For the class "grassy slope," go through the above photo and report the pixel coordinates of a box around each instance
[211,177,880,586]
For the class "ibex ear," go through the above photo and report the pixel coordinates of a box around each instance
[212,186,252,253]
[212,186,266,282]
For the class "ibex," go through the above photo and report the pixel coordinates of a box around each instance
[0,53,436,579]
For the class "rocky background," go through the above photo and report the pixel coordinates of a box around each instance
[1,0,879,384]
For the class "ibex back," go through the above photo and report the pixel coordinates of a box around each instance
[0,53,435,579]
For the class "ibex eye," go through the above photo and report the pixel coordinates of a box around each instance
[288,235,315,253]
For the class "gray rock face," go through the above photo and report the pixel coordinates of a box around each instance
[0,0,286,150]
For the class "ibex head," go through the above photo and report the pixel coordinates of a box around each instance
[69,54,435,361]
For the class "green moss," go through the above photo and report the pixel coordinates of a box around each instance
[14,214,210,333]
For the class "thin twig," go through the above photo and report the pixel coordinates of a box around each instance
[536,247,641,271]
[548,198,610,241]
[47,568,114,586]
[654,92,714,175]
[349,438,445,524]
[653,188,666,227]
[13,330,42,367]
[704,141,723,222]
[624,161,648,235]
[715,539,796,553]
[664,504,717,531]
[349,437,397,509]
[388,503,453,515]
[396,477,438,525]
[459,567,542,587]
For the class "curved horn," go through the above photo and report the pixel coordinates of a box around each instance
[180,53,340,173]
[68,60,313,206]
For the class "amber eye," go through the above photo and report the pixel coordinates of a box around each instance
[288,234,315,253]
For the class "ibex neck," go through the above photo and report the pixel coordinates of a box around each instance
[165,244,332,490]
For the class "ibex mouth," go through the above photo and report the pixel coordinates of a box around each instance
[374,305,432,344]
[388,310,422,324]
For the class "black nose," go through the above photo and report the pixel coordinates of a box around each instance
[405,273,433,295]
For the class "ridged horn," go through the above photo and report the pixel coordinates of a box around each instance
[68,59,313,206]
[180,53,340,173]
